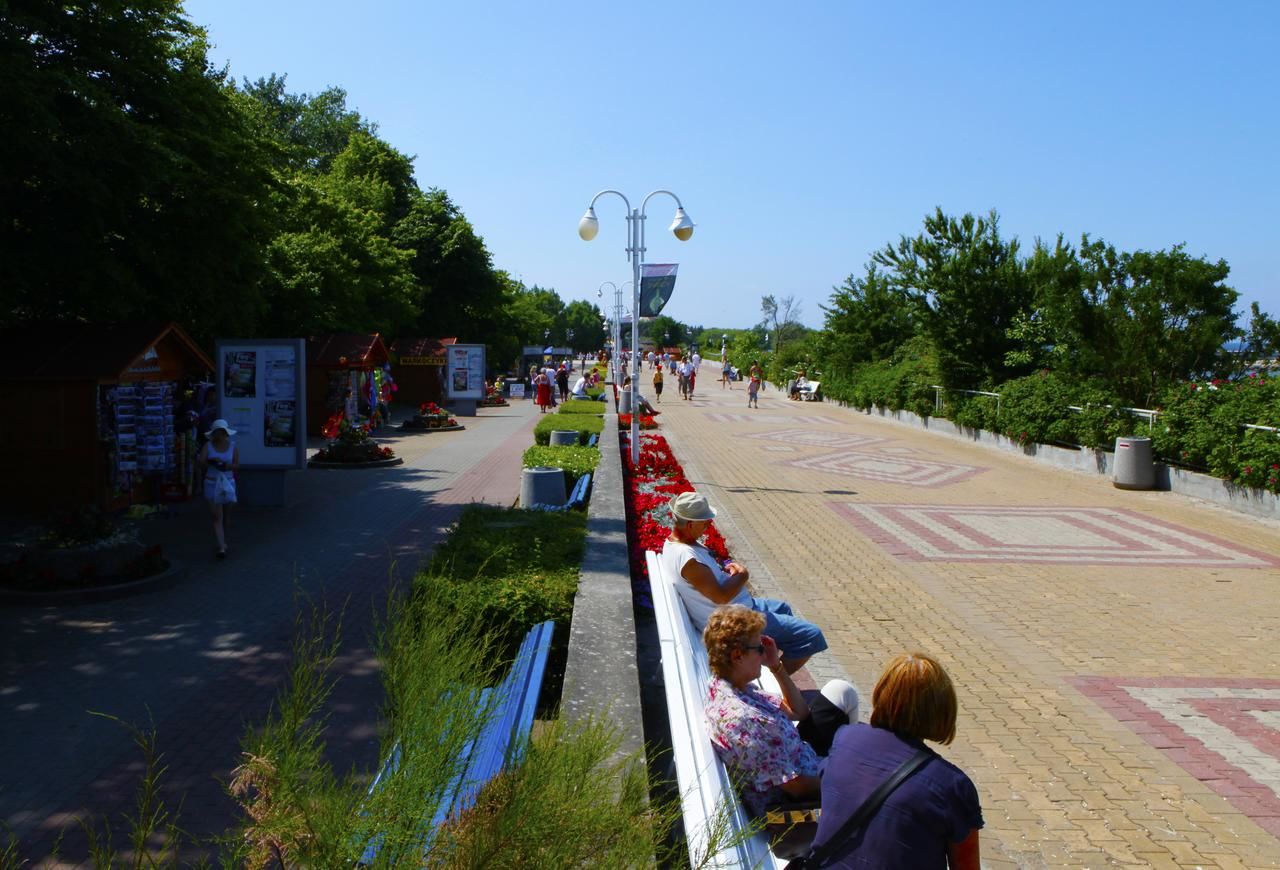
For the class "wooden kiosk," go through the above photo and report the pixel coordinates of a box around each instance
[0,321,214,514]
[388,337,456,409]
[304,334,390,433]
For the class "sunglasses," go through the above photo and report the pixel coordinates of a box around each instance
[741,644,766,655]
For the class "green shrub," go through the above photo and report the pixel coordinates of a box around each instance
[833,336,939,417]
[534,413,604,446]
[1153,374,1280,488]
[416,506,585,662]
[995,372,1080,446]
[558,399,605,415]
[522,445,601,491]
[948,394,999,432]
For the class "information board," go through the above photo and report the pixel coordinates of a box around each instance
[446,344,485,400]
[215,339,307,469]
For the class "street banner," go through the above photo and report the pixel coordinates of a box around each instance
[639,263,678,317]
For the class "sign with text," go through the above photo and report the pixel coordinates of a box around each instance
[215,339,307,469]
[446,344,485,400]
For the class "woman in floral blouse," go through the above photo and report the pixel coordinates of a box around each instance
[702,605,860,816]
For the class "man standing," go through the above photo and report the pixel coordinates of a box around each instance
[678,357,692,400]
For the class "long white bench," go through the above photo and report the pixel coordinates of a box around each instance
[646,550,786,869]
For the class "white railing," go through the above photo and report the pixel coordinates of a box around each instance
[931,385,1000,415]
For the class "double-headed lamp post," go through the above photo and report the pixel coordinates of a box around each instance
[579,190,694,463]
[598,280,632,385]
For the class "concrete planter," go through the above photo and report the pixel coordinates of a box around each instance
[308,456,404,469]
[0,559,185,606]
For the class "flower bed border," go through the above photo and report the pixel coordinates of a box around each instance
[0,559,185,606]
[308,456,405,469]
[397,422,466,433]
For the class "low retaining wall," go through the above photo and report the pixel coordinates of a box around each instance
[560,406,646,768]
[832,400,1280,522]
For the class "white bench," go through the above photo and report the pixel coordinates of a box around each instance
[646,550,786,869]
[798,381,821,401]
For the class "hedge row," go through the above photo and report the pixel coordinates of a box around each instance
[533,413,605,446]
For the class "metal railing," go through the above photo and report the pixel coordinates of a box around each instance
[931,385,999,415]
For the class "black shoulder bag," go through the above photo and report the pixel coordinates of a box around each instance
[784,748,931,870]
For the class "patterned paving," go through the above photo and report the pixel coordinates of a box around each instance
[706,413,833,425]
[788,450,986,488]
[744,428,886,449]
[1074,676,1280,837]
[831,503,1280,566]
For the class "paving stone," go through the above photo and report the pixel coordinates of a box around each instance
[655,388,1280,866]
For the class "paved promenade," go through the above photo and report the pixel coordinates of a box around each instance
[0,400,538,866]
[655,378,1280,868]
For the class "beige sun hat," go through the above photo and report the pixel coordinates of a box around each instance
[205,418,237,437]
[670,491,717,521]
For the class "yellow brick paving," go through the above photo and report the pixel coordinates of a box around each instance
[655,382,1280,868]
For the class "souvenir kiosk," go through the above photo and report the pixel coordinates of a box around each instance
[0,321,215,514]
[388,336,455,409]
[304,334,390,433]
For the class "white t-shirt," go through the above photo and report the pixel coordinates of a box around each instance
[692,352,702,370]
[661,539,751,629]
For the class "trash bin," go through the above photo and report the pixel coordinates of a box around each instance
[1113,436,1155,490]
[521,466,566,508]
[618,389,632,414]
[549,430,577,447]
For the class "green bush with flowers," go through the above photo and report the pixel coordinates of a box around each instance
[1152,373,1280,490]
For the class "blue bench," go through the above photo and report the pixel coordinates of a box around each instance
[357,620,555,865]
[586,433,599,447]
[567,472,592,508]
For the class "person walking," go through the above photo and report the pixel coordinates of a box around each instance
[196,419,239,559]
[534,370,552,413]
[722,357,732,390]
[555,365,570,403]
[653,367,664,403]
[748,360,762,408]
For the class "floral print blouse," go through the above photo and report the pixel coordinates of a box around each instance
[704,676,821,816]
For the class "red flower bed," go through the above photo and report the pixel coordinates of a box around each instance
[617,414,659,430]
[623,431,731,609]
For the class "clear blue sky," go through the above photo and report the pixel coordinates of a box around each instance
[187,0,1279,331]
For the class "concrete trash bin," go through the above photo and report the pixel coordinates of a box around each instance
[1113,436,1155,490]
[521,466,566,508]
[549,430,578,447]
[618,390,632,414]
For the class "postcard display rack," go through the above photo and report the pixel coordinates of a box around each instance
[102,381,180,498]
[215,338,307,506]
[445,343,485,416]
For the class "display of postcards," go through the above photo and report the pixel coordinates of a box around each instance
[116,432,136,445]
[117,460,137,472]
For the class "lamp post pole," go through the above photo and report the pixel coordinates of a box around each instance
[579,191,694,463]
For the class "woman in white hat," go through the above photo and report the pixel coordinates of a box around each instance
[196,419,239,558]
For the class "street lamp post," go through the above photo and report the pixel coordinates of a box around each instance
[580,190,694,463]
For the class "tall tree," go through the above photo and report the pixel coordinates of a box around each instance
[760,294,803,358]
[0,0,277,344]
[821,264,920,374]
[873,209,1030,389]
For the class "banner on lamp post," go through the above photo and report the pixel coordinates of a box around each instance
[639,263,678,317]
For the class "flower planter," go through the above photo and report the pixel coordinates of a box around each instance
[308,456,404,469]
[399,418,465,433]
[0,558,184,606]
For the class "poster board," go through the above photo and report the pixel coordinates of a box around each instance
[215,339,307,469]
[446,344,485,400]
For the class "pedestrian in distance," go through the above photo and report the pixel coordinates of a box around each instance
[653,367,664,402]
[747,360,762,408]
[534,370,552,413]
[196,419,239,559]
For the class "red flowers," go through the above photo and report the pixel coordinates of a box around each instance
[623,431,734,607]
[618,414,658,430]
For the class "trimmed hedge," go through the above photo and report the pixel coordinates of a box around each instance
[416,506,585,663]
[558,399,606,415]
[522,445,601,491]
[534,413,604,446]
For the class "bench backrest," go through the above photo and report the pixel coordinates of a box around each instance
[646,551,783,869]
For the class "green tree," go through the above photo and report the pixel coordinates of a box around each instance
[873,209,1031,389]
[821,264,919,376]
[239,75,367,173]
[760,294,803,358]
[561,300,607,353]
[646,315,690,348]
[0,0,277,344]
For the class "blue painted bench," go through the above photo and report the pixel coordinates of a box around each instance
[567,472,592,508]
[357,620,555,865]
[586,433,599,447]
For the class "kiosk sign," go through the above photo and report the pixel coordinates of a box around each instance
[446,344,485,400]
[215,338,307,469]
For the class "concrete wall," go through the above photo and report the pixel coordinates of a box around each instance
[831,400,1280,521]
[559,408,646,767]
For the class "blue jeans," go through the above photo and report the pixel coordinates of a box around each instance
[753,597,827,659]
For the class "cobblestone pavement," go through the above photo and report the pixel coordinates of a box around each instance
[654,379,1280,868]
[0,400,539,866]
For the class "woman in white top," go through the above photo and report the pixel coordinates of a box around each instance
[197,419,239,558]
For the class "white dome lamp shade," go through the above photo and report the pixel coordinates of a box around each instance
[669,207,695,241]
[578,208,600,241]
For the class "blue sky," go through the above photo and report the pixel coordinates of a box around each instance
[187,0,1279,331]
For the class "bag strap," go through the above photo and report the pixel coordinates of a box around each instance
[792,748,932,869]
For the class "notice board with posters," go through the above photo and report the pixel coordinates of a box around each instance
[445,344,485,400]
[215,338,307,468]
